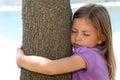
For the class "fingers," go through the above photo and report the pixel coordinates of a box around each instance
[17,47,24,54]
[20,45,23,49]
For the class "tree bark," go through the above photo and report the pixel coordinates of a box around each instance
[21,0,72,80]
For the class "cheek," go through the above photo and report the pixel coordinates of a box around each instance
[91,39,99,46]
[70,35,74,44]
[70,36,73,43]
[84,38,98,47]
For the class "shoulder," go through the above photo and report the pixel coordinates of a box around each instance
[73,47,102,61]
[73,47,103,71]
[73,47,101,56]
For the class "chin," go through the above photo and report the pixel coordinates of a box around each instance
[73,47,79,50]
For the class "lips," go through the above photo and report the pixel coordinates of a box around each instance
[73,43,81,49]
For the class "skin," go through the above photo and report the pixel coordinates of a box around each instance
[71,18,103,49]
[16,18,104,75]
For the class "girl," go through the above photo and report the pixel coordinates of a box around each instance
[16,3,116,80]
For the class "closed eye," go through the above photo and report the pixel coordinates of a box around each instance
[71,30,77,33]
[83,33,90,36]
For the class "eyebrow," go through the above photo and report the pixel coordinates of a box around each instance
[72,27,92,33]
[82,31,91,33]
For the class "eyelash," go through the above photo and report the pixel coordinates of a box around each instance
[83,33,90,36]
[71,30,90,36]
[71,30,76,33]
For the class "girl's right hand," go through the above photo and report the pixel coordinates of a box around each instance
[16,47,25,68]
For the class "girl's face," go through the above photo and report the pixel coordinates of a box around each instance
[71,18,103,49]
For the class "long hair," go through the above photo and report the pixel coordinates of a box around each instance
[73,3,116,80]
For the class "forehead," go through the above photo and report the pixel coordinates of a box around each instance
[72,18,98,32]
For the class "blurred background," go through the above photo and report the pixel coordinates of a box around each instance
[0,0,120,80]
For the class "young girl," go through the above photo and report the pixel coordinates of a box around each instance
[16,3,116,80]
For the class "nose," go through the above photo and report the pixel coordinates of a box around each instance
[75,34,82,41]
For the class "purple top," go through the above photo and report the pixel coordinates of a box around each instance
[72,47,109,80]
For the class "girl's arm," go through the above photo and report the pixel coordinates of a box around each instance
[16,48,86,75]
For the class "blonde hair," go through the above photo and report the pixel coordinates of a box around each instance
[73,3,116,80]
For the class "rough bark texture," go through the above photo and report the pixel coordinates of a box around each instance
[21,0,72,80]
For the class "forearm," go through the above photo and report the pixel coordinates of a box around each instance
[17,54,86,75]
[16,48,83,75]
[17,55,73,75]
[18,55,53,75]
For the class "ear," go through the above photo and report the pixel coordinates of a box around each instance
[97,40,102,45]
[97,34,106,45]
[101,34,106,42]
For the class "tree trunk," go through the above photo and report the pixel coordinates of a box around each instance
[21,0,72,80]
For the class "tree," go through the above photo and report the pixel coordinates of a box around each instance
[21,0,72,80]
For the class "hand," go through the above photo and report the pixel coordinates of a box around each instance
[16,47,25,68]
